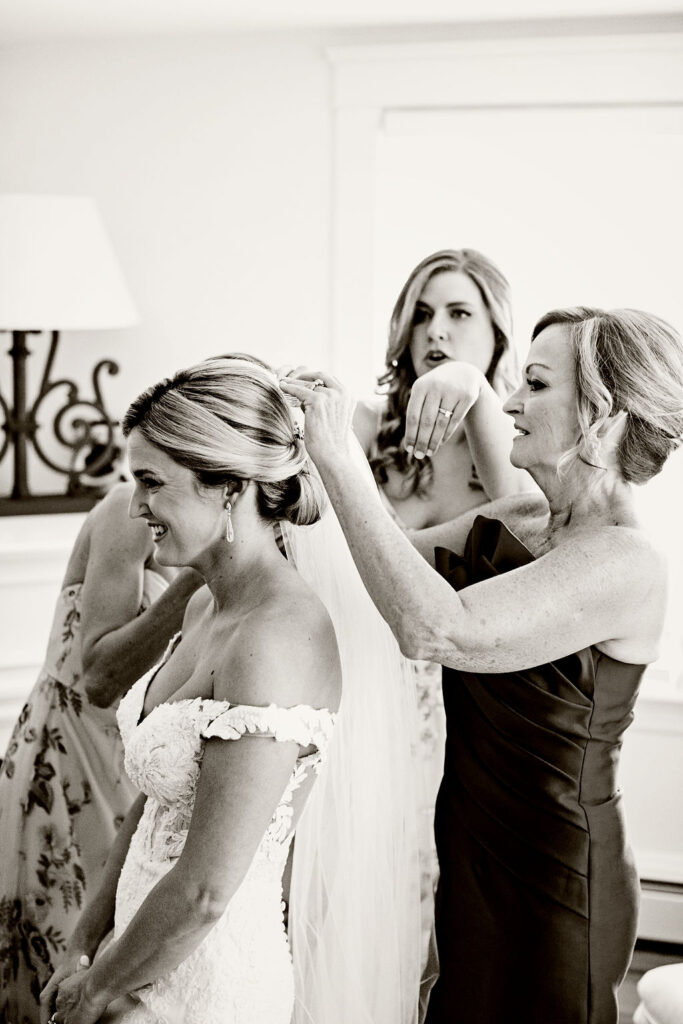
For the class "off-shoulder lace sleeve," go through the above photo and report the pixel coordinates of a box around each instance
[201,703,335,758]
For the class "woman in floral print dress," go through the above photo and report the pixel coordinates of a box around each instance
[0,483,202,1024]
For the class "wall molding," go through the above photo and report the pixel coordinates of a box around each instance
[639,887,683,944]
[326,32,683,393]
[0,513,85,753]
[325,34,683,941]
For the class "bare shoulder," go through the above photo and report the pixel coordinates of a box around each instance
[486,491,549,540]
[352,396,386,456]
[411,489,546,564]
[560,525,668,590]
[214,582,341,713]
[181,584,212,632]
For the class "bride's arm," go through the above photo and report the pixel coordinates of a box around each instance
[63,603,338,1012]
[40,794,147,1022]
[77,737,301,1011]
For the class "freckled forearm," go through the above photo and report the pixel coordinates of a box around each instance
[312,454,464,655]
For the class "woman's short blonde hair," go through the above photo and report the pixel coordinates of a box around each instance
[532,307,683,484]
[122,356,323,525]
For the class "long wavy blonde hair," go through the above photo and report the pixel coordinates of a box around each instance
[372,248,518,495]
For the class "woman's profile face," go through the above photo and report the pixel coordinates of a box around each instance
[408,270,496,379]
[504,323,581,477]
[127,428,225,568]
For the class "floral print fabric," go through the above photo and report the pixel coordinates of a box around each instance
[0,573,167,1024]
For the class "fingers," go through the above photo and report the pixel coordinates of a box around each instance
[40,974,59,1024]
[279,369,342,390]
[275,363,308,379]
[403,388,426,454]
[425,404,456,455]
[279,374,345,413]
[405,389,461,459]
[278,379,320,405]
[442,407,464,445]
[407,392,443,458]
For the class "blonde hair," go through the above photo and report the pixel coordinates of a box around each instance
[372,249,518,495]
[122,357,323,525]
[532,307,683,484]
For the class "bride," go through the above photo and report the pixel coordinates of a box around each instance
[40,357,422,1024]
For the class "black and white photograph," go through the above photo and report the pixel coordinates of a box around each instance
[0,2,682,1022]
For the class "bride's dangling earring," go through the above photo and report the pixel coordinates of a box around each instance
[224,499,234,543]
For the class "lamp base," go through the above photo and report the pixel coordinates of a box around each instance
[1,330,122,516]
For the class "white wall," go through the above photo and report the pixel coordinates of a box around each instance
[0,33,333,494]
[1,20,682,939]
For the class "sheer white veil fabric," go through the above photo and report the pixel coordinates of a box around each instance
[283,440,423,1024]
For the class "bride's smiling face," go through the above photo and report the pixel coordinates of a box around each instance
[127,428,226,567]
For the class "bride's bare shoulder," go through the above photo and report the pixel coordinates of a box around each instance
[213,579,341,712]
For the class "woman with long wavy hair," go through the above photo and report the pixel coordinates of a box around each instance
[353,249,531,974]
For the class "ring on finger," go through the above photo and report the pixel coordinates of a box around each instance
[311,379,325,390]
[437,406,453,418]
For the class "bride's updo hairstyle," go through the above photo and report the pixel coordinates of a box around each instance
[122,356,323,526]
[532,307,683,483]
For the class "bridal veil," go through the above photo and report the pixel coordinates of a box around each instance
[283,440,423,1024]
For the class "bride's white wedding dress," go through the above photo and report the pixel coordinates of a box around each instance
[108,661,336,1024]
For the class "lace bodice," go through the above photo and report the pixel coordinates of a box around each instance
[117,673,336,865]
[112,664,336,1024]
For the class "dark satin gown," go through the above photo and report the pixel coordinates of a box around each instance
[425,517,644,1024]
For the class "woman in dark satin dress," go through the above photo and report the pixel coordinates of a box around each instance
[281,306,683,1023]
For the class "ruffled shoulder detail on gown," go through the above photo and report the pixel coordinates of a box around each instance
[201,703,336,758]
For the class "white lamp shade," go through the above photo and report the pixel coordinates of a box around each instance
[0,194,139,330]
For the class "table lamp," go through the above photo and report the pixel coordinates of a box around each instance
[0,194,139,514]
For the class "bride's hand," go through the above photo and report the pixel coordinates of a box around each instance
[278,371,355,469]
[40,953,91,1024]
[49,967,109,1024]
[405,361,485,459]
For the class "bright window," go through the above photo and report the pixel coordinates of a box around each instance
[372,107,683,696]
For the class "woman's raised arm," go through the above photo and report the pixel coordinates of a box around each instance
[281,373,664,672]
[80,485,204,708]
[403,360,532,499]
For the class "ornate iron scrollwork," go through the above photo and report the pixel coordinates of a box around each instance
[0,330,124,514]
